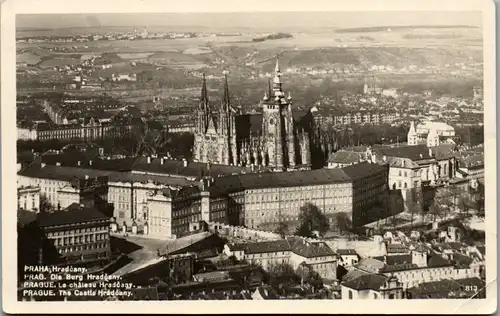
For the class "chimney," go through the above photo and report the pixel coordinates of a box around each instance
[147,156,152,164]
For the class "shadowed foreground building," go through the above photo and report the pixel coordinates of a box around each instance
[36,203,112,264]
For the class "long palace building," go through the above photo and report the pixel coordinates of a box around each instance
[193,59,313,171]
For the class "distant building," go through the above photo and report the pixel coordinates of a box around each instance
[349,246,482,292]
[341,274,403,299]
[17,186,41,212]
[226,237,337,280]
[473,86,483,101]
[406,277,486,299]
[408,121,456,147]
[456,153,484,181]
[17,117,145,142]
[311,108,400,127]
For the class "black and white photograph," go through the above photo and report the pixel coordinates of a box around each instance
[1,0,497,314]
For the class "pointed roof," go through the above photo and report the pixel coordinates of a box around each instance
[222,73,230,110]
[409,121,416,135]
[206,115,217,133]
[199,73,209,110]
[427,127,439,140]
[274,57,281,75]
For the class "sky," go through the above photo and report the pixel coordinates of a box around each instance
[16,11,482,32]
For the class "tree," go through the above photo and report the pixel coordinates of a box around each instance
[335,212,352,236]
[267,263,301,295]
[405,189,423,229]
[39,194,56,212]
[274,221,289,238]
[295,203,330,238]
[428,202,445,222]
[456,195,474,219]
[304,270,323,292]
[135,125,168,157]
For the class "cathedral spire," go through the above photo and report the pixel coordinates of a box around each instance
[274,56,281,75]
[272,56,283,94]
[223,72,230,110]
[200,73,209,110]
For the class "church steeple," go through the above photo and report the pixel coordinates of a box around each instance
[272,57,283,94]
[200,73,209,111]
[222,72,230,111]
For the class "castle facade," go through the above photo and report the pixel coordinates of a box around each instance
[193,60,312,171]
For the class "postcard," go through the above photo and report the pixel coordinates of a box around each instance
[2,0,497,314]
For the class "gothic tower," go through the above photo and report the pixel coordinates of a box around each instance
[218,73,236,165]
[261,58,288,170]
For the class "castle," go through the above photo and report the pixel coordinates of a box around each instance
[193,59,312,171]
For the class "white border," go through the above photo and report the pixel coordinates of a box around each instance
[2,0,497,314]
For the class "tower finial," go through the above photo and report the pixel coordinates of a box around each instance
[274,56,281,76]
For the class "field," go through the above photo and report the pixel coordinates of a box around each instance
[17,26,483,70]
[16,25,483,103]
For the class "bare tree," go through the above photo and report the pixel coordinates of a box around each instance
[405,188,423,229]
[429,202,445,222]
[135,125,168,157]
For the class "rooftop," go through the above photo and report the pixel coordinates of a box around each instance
[341,274,388,291]
[209,162,387,196]
[19,163,194,187]
[240,237,335,258]
[36,203,109,228]
[327,151,365,164]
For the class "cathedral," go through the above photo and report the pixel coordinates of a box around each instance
[193,59,312,171]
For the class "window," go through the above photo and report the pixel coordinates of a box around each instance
[348,291,353,299]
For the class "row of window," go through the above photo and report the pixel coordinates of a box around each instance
[48,227,107,236]
[50,233,108,246]
[59,242,108,253]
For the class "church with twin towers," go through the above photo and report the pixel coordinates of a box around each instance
[193,59,313,171]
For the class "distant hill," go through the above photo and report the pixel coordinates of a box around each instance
[252,32,293,42]
[335,25,478,33]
